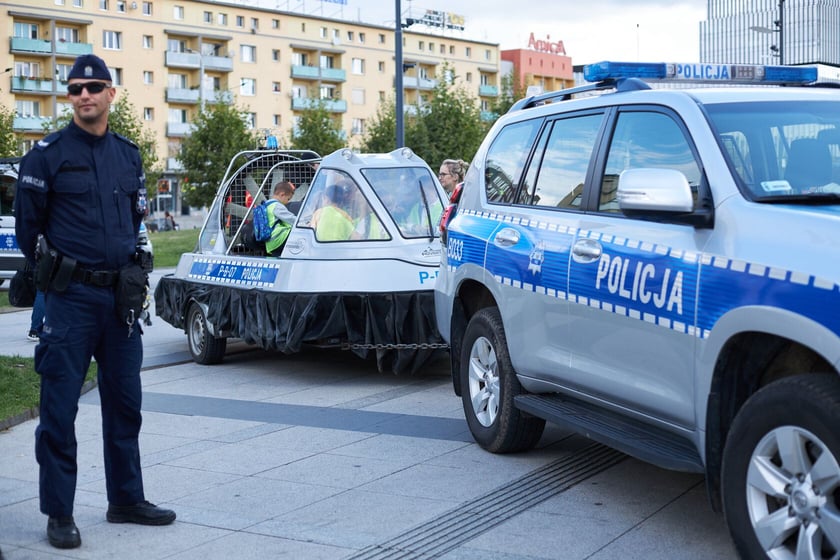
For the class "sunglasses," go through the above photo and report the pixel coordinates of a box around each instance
[439,172,451,177]
[67,82,109,96]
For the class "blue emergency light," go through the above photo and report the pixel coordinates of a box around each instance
[584,61,818,86]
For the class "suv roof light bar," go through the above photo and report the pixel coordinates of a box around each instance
[507,77,652,113]
[583,61,818,86]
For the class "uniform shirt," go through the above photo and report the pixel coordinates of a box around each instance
[15,121,145,270]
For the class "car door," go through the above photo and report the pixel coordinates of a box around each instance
[483,111,607,383]
[565,107,708,428]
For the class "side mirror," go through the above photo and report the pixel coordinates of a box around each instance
[617,168,694,213]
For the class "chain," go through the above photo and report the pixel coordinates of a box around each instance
[341,342,450,351]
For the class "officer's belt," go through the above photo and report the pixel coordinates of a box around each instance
[71,267,119,287]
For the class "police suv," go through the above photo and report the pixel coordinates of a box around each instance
[435,61,840,559]
[0,157,25,286]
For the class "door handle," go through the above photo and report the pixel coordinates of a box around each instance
[572,238,602,263]
[494,228,520,247]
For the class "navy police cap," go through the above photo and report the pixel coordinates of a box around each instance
[67,54,112,82]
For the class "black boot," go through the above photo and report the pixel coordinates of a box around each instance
[47,516,81,549]
[107,500,176,525]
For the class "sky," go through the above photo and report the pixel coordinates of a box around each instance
[262,0,709,65]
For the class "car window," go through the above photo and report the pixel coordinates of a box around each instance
[523,114,603,209]
[298,169,384,242]
[484,118,542,204]
[600,110,701,212]
[362,167,441,239]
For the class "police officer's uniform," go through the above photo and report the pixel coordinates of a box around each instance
[15,56,149,522]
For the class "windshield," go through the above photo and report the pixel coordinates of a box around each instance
[361,167,443,238]
[706,101,840,202]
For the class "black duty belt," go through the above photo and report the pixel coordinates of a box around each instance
[71,267,119,287]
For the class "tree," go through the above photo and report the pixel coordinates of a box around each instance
[489,71,526,121]
[177,97,257,209]
[358,97,397,153]
[288,98,346,156]
[0,104,19,157]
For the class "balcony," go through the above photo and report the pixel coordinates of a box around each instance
[480,110,497,122]
[166,122,193,137]
[11,77,57,94]
[204,55,233,72]
[290,65,346,82]
[166,50,200,69]
[55,41,93,57]
[479,84,499,97]
[10,37,51,54]
[14,116,51,132]
[167,158,184,171]
[166,88,200,103]
[291,98,347,113]
[401,76,437,90]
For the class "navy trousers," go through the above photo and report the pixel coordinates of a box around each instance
[34,281,144,517]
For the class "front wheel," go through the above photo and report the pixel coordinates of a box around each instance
[722,374,840,559]
[186,302,227,365]
[460,307,545,453]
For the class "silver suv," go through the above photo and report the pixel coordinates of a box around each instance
[435,61,840,559]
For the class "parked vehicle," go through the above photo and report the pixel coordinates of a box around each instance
[155,148,449,373]
[0,157,25,287]
[435,60,840,559]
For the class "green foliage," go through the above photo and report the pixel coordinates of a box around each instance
[289,98,346,157]
[489,72,526,120]
[0,104,21,157]
[359,64,484,168]
[177,99,257,209]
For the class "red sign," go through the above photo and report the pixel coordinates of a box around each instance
[528,33,566,56]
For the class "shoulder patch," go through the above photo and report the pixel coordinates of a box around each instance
[113,132,139,150]
[34,131,62,151]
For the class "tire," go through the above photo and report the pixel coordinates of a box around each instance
[722,374,840,560]
[186,302,227,365]
[460,307,545,453]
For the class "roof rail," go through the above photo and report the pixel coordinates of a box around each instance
[507,77,651,113]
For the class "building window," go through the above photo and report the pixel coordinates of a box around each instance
[347,31,354,41]
[143,35,153,48]
[378,33,385,44]
[236,15,244,27]
[333,29,340,40]
[359,32,365,43]
[241,45,256,63]
[72,0,82,7]
[14,62,41,79]
[14,23,39,39]
[272,49,280,61]
[485,49,492,61]
[273,114,281,126]
[272,81,281,92]
[203,11,212,23]
[241,78,256,96]
[110,67,122,85]
[143,71,153,84]
[144,107,153,121]
[379,91,385,101]
[351,88,365,105]
[449,45,454,55]
[465,72,472,82]
[301,22,305,32]
[102,30,122,50]
[245,112,256,128]
[465,47,471,57]
[56,27,79,43]
[352,118,365,136]
[291,85,305,98]
[292,52,308,66]
[272,19,279,29]
[55,63,71,81]
[319,55,335,69]
[173,5,183,19]
[351,58,364,75]
[116,0,125,11]
[142,1,151,15]
[99,0,107,9]
[378,61,385,72]
[319,84,336,99]
[320,27,327,38]
[440,44,445,54]
[419,41,424,50]
[168,108,187,124]
[217,13,227,25]
[16,100,41,118]
[250,17,259,30]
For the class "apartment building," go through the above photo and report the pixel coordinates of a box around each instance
[1,0,501,184]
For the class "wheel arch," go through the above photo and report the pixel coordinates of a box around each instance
[703,316,838,511]
[450,279,498,396]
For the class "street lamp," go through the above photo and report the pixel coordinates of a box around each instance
[750,0,785,65]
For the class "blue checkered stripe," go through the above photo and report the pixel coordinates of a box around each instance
[188,257,280,287]
[447,210,840,339]
[0,233,19,252]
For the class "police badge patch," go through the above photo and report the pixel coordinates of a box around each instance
[136,190,147,215]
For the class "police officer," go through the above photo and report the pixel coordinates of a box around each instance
[14,53,175,550]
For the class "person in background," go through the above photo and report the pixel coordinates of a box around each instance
[438,158,468,195]
[264,180,296,256]
[313,177,357,241]
[163,210,178,231]
[27,289,45,341]
[14,53,175,551]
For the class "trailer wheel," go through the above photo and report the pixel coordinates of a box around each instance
[187,302,226,364]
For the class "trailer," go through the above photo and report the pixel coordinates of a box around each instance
[154,147,449,373]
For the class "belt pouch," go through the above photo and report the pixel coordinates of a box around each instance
[51,256,77,292]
